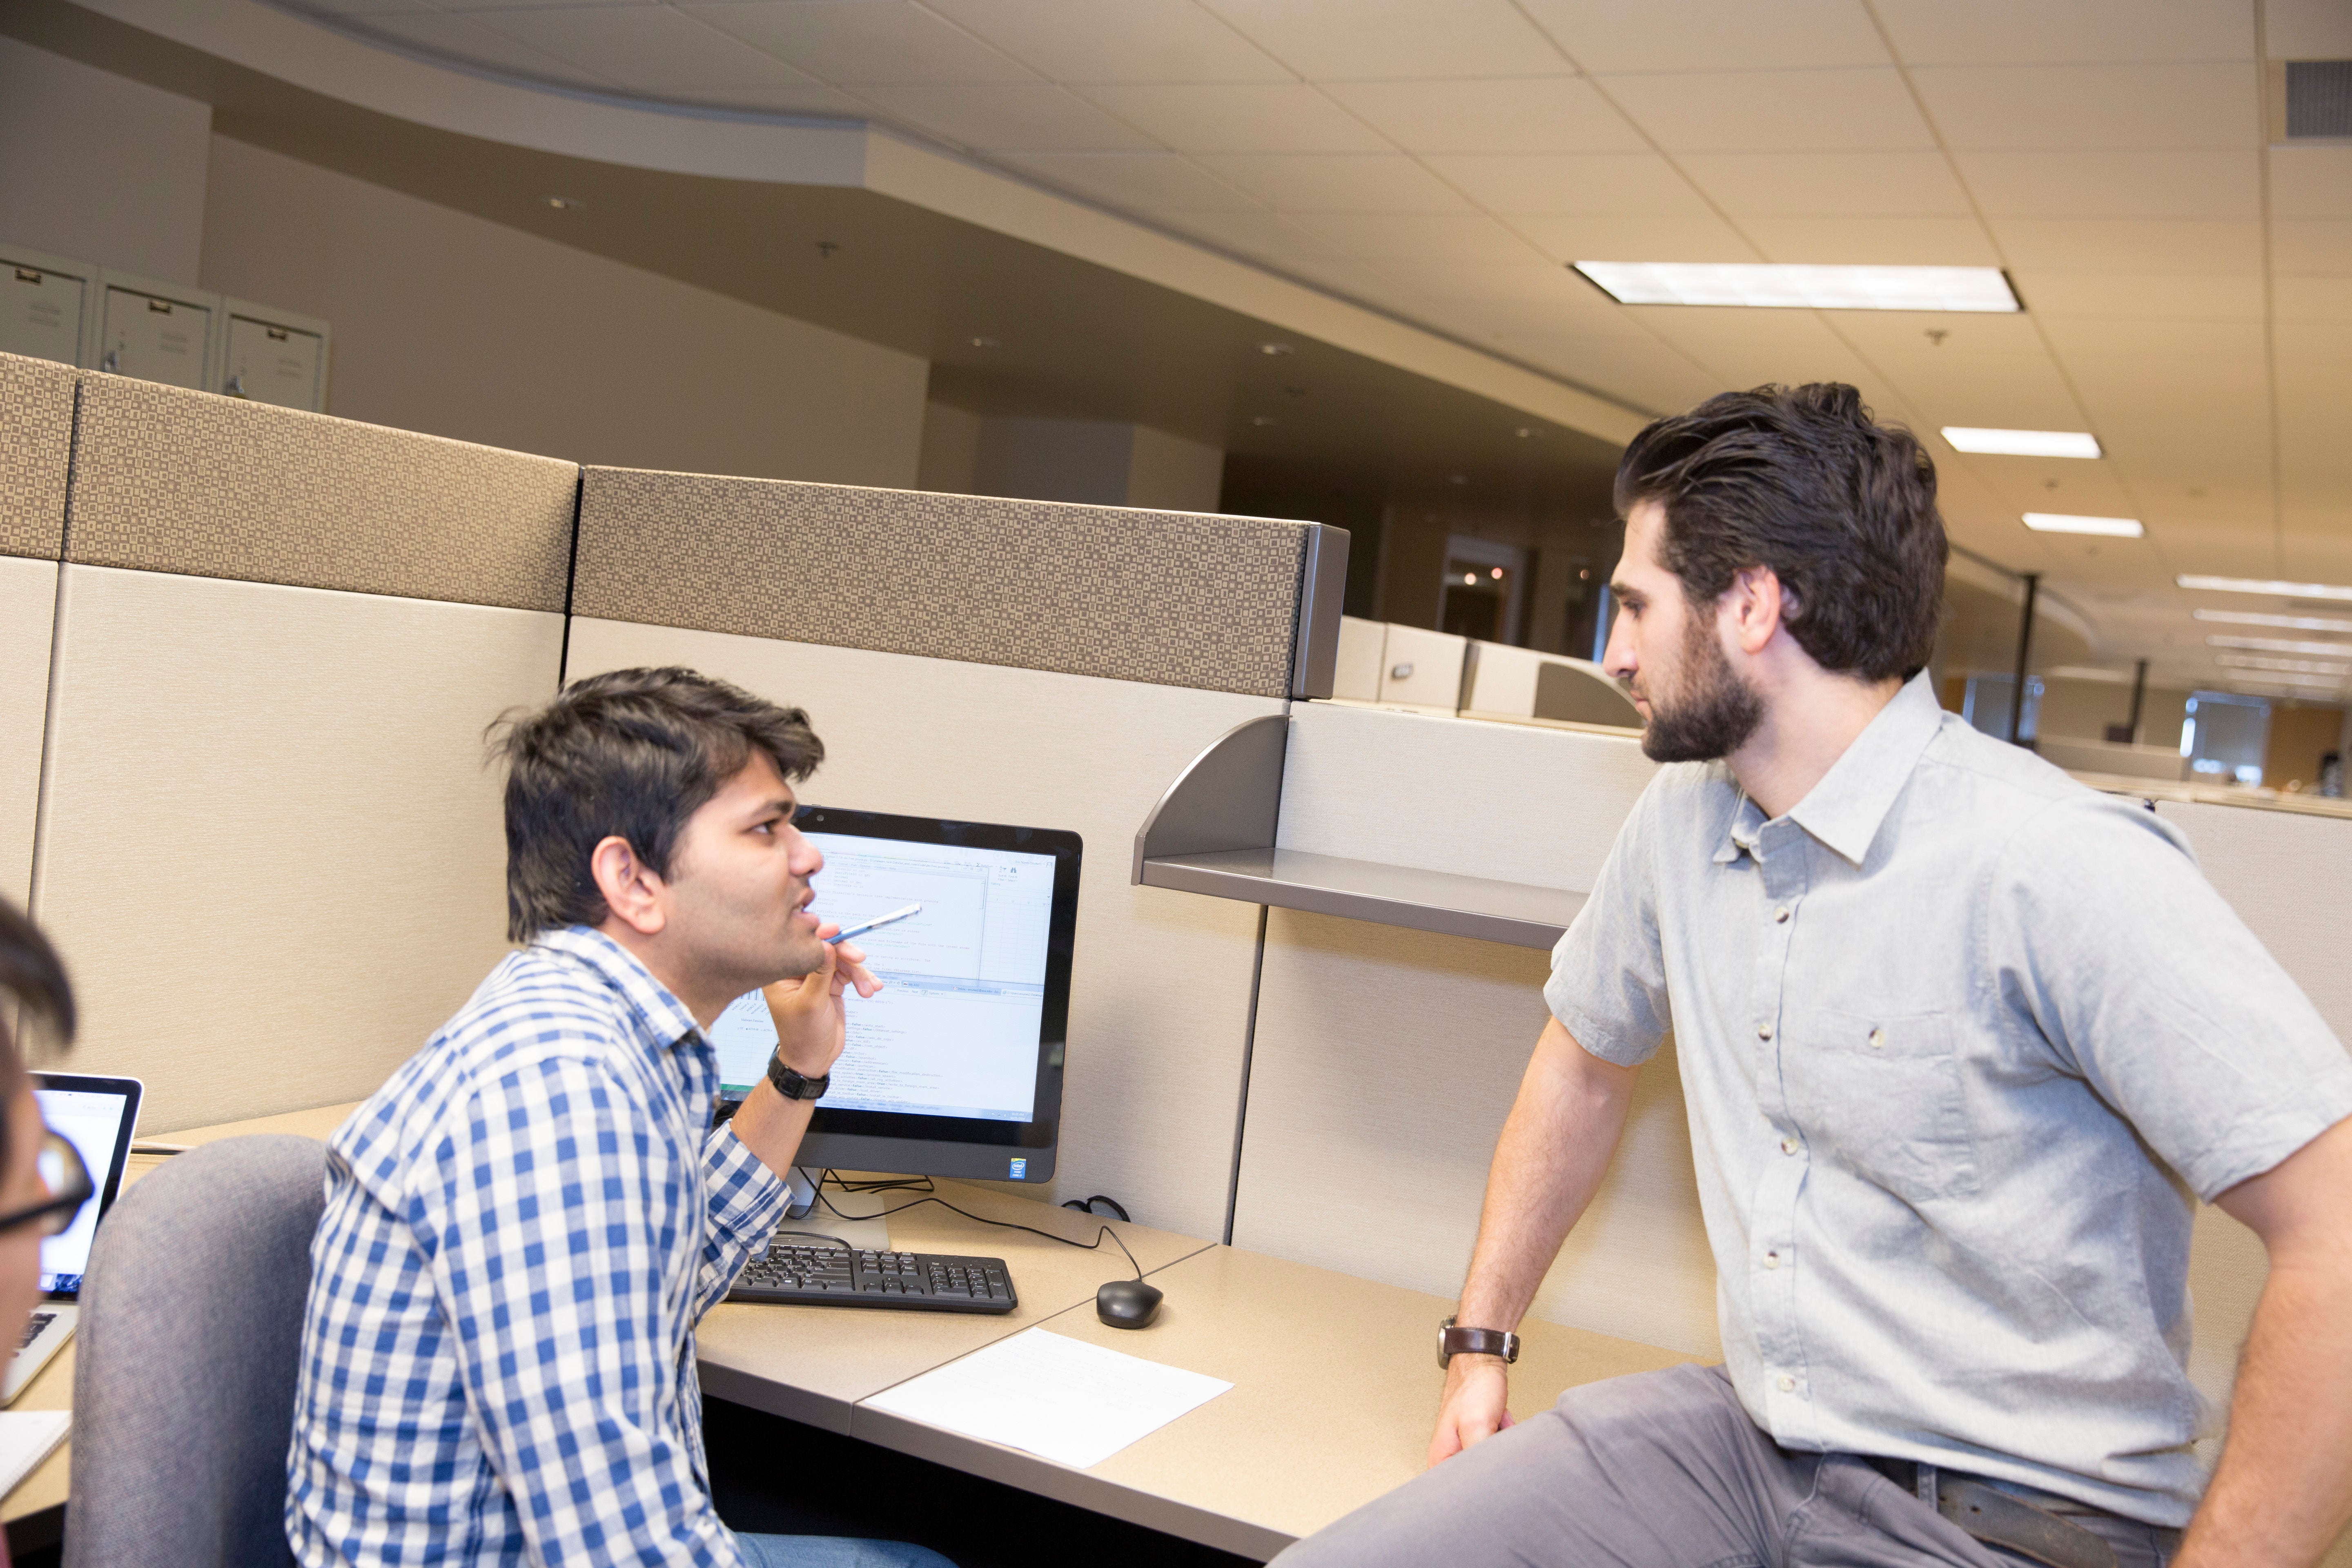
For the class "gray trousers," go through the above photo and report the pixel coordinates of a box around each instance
[1273,1365,2179,1568]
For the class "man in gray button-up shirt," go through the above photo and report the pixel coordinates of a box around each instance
[1278,386,2352,1568]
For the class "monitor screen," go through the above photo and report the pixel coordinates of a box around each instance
[32,1074,142,1296]
[708,806,1080,1183]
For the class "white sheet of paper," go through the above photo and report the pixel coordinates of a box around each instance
[863,1327,1232,1470]
[0,1409,69,1497]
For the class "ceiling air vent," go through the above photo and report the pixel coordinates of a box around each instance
[2285,61,2352,138]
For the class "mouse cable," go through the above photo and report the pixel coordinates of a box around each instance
[1060,1194,1130,1223]
[813,1173,1144,1281]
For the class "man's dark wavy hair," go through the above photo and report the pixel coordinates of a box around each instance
[490,667,824,942]
[1614,383,1948,682]
[0,899,75,1180]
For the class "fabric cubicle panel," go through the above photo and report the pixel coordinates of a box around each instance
[0,352,76,909]
[568,471,1328,1238]
[1233,704,1725,1352]
[31,375,575,1130]
[573,467,1316,697]
[2149,798,2352,1456]
[562,624,1278,1241]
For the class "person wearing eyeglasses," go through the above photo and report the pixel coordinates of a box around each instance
[0,898,84,1567]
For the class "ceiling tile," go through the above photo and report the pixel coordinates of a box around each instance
[2274,321,2352,369]
[1988,218,2263,274]
[1318,77,1646,155]
[2008,270,2265,320]
[852,82,1160,150]
[2040,317,2268,366]
[2272,221,2352,277]
[1196,0,1569,80]
[345,12,615,87]
[1143,207,1348,267]
[1829,309,2050,357]
[684,2,1037,84]
[1910,64,2258,151]
[1286,212,1545,264]
[1956,150,2259,220]
[1194,154,1475,213]
[1071,84,1386,153]
[2265,0,2352,57]
[1494,334,1721,410]
[2274,276,2352,324]
[1600,68,1935,153]
[1742,216,2000,264]
[1678,151,1971,217]
[1515,0,1889,73]
[468,6,814,89]
[1629,306,1886,391]
[1514,213,1761,263]
[993,151,1263,212]
[917,0,1289,83]
[1422,153,1713,216]
[2270,147,2352,221]
[1872,0,2252,65]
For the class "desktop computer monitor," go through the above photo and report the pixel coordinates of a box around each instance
[708,805,1081,1186]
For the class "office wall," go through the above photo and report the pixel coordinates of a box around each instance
[198,138,929,486]
[925,413,1226,512]
[0,37,212,287]
[2263,703,2347,789]
[568,619,1279,1241]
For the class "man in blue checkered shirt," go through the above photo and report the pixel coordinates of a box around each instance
[286,667,956,1568]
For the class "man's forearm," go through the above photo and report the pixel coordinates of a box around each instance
[727,1078,816,1179]
[1456,1016,1638,1332]
[2182,1119,2352,1568]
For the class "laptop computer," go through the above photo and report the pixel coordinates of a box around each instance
[1,1073,142,1405]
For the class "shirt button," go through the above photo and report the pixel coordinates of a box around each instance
[1763,1251,1782,1270]
[1774,906,1791,924]
[1757,1022,1774,1040]
[1780,1136,1800,1156]
[1868,1027,1886,1049]
[1776,1374,1797,1393]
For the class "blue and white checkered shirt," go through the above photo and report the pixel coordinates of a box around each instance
[286,927,791,1566]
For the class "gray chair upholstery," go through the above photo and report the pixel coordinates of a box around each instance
[65,1134,327,1568]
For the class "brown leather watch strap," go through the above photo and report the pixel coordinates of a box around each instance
[1437,1316,1521,1369]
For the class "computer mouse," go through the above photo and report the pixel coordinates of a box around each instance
[1096,1278,1163,1329]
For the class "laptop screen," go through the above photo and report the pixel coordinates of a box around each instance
[33,1076,142,1296]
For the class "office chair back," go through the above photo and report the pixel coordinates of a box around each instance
[66,1134,327,1568]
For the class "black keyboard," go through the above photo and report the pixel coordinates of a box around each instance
[728,1242,1018,1314]
[16,1312,52,1352]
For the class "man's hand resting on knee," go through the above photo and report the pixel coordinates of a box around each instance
[1430,1356,1516,1466]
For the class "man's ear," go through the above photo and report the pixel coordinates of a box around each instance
[590,835,668,937]
[1724,565,1786,657]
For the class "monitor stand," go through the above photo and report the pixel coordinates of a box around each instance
[782,1165,891,1253]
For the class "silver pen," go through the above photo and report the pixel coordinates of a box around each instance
[823,902,922,943]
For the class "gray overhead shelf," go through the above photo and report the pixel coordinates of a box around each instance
[1131,714,1584,951]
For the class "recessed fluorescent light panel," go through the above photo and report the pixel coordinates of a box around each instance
[2207,635,2352,656]
[2024,512,2143,537]
[1942,427,2103,458]
[1572,262,2021,312]
[2193,608,2352,633]
[2227,673,2347,692]
[2214,654,2350,675]
[2047,666,2134,683]
[2178,575,2352,601]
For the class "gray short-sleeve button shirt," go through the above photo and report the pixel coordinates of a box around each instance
[1545,671,2352,1526]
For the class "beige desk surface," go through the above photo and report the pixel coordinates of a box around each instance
[0,1099,360,1528]
[846,1242,1695,1561]
[697,1178,1213,1434]
[3,1099,1695,1566]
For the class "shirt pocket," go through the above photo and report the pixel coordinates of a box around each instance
[1781,1006,1980,1203]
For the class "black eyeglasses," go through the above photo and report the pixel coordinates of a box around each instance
[0,1131,94,1240]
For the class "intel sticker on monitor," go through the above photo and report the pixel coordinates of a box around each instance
[1009,1158,1027,1180]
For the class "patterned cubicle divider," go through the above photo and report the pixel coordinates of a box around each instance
[569,467,1348,1240]
[0,353,77,910]
[27,373,577,1129]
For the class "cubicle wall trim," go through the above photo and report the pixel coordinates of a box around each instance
[24,375,86,923]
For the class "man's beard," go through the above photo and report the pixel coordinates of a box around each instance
[1639,615,1765,763]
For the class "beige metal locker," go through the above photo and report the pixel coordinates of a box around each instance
[0,241,98,368]
[214,300,330,412]
[96,272,216,390]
